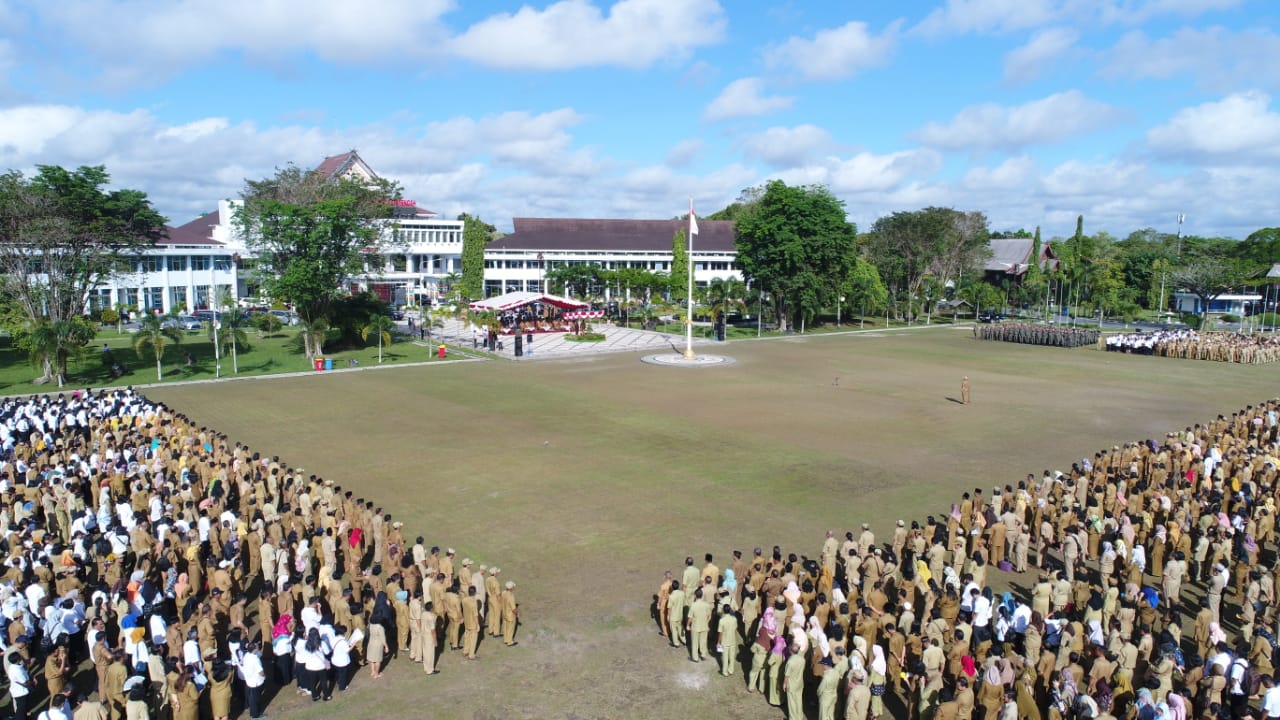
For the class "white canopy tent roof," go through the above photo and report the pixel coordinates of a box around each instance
[468,291,589,312]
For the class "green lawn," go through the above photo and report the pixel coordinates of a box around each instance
[142,328,1280,720]
[0,326,449,394]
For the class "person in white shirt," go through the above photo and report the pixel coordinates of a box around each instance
[301,628,332,702]
[239,640,267,719]
[1262,675,1280,720]
[6,637,34,720]
[330,625,355,693]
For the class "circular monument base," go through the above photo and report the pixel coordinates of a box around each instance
[641,353,736,368]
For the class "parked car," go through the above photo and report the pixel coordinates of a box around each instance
[268,310,300,326]
[978,310,1005,323]
[161,315,203,331]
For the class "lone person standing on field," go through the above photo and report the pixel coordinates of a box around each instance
[961,376,970,404]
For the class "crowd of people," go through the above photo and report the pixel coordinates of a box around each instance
[656,398,1280,720]
[1105,331,1280,364]
[0,387,520,720]
[974,324,1101,348]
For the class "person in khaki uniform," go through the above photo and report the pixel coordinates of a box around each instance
[420,600,440,674]
[444,583,463,651]
[666,581,686,647]
[501,581,519,646]
[846,666,872,720]
[716,604,739,676]
[486,568,503,637]
[686,589,712,662]
[462,586,481,660]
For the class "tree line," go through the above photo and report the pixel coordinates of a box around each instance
[1,163,1276,384]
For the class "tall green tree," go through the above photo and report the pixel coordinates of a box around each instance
[865,207,988,322]
[458,213,492,300]
[0,165,163,381]
[670,229,689,304]
[1235,228,1280,266]
[134,313,182,381]
[733,180,858,332]
[1170,258,1260,326]
[234,164,400,359]
[842,259,890,319]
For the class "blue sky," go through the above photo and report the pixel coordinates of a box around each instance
[1,0,1277,240]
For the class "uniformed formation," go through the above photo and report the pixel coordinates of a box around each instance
[655,399,1280,720]
[1106,330,1280,364]
[0,388,520,720]
[973,323,1100,348]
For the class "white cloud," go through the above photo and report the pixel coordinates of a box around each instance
[703,78,794,122]
[912,90,1120,151]
[765,20,898,82]
[1101,27,1280,91]
[914,0,1244,36]
[36,0,454,87]
[1003,27,1078,84]
[775,148,944,195]
[961,156,1039,190]
[1095,0,1244,25]
[451,0,726,70]
[913,0,1060,36]
[665,139,704,168]
[739,125,835,167]
[1146,90,1280,161]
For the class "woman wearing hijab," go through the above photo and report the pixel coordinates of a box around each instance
[208,661,234,720]
[869,645,888,720]
[978,661,1005,720]
[765,636,786,707]
[749,607,777,694]
[367,591,392,679]
[1151,525,1167,578]
[271,614,294,685]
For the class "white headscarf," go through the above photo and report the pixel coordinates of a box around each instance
[871,644,887,675]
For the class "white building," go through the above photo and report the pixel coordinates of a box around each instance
[87,205,238,316]
[482,217,740,299]
[311,151,464,306]
[89,151,464,316]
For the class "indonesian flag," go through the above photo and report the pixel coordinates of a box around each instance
[689,198,699,236]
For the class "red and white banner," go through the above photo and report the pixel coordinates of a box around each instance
[563,310,604,320]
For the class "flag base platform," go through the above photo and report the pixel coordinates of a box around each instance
[640,353,736,368]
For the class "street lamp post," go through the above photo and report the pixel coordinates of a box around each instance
[837,295,845,328]
[537,253,544,294]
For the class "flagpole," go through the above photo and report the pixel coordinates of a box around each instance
[685,197,696,360]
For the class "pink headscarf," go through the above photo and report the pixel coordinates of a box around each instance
[272,613,293,639]
[1208,622,1227,646]
[1167,693,1187,720]
[761,607,778,635]
[770,636,787,656]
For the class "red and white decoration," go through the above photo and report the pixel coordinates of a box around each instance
[563,310,605,320]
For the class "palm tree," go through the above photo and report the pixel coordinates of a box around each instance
[442,272,463,302]
[211,291,249,374]
[27,318,96,387]
[361,314,395,363]
[706,277,747,325]
[299,317,329,360]
[134,314,182,381]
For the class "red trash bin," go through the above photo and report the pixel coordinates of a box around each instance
[314,358,324,371]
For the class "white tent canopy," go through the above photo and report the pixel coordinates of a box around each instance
[468,291,589,312]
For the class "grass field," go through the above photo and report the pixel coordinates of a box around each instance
[0,327,447,395]
[145,327,1278,719]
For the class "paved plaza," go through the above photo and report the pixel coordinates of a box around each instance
[413,317,710,360]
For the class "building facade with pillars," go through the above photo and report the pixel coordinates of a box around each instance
[86,203,239,316]
[482,217,740,300]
